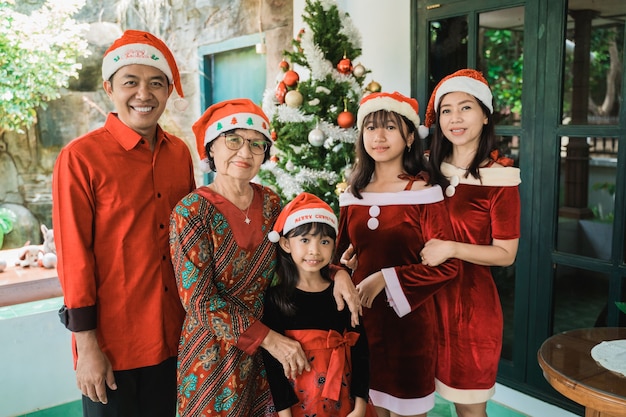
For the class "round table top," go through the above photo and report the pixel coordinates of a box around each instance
[538,327,626,416]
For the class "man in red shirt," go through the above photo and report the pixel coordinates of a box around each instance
[52,30,196,417]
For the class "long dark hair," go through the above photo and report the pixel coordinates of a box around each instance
[349,110,432,199]
[429,98,497,188]
[268,222,336,316]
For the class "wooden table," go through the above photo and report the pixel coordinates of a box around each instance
[538,327,626,417]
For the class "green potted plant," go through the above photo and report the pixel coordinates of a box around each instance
[0,207,17,249]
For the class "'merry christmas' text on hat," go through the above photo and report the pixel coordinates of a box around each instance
[423,68,493,130]
[268,193,338,243]
[102,30,184,99]
[356,91,421,132]
[192,98,271,172]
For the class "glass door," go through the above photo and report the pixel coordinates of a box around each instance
[414,0,528,382]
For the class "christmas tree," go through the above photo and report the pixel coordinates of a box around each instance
[260,0,380,213]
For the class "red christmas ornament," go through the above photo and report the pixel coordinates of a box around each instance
[337,110,355,128]
[337,57,353,74]
[270,155,279,163]
[275,81,287,104]
[278,59,290,72]
[271,130,277,141]
[283,70,300,87]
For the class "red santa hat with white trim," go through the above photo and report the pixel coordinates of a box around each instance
[192,98,271,172]
[268,192,338,243]
[423,68,493,132]
[102,30,185,105]
[357,91,421,133]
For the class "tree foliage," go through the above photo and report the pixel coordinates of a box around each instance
[0,0,89,134]
[260,0,372,213]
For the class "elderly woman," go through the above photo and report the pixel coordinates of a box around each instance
[169,98,357,416]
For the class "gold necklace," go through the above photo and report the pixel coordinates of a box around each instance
[240,189,254,225]
[242,204,252,224]
[212,183,253,224]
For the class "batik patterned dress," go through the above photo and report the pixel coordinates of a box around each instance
[169,183,281,416]
[434,159,521,404]
[335,175,460,416]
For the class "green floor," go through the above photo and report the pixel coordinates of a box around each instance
[18,395,529,417]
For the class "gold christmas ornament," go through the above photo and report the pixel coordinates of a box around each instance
[366,80,382,93]
[335,180,348,195]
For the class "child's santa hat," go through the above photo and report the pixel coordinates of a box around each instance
[423,68,493,131]
[357,91,421,134]
[192,98,271,172]
[102,30,185,104]
[268,192,338,243]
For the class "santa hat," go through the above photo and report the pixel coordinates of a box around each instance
[192,98,271,172]
[268,193,338,243]
[423,69,493,130]
[102,30,184,100]
[357,91,421,133]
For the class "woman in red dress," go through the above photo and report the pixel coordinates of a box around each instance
[420,69,521,417]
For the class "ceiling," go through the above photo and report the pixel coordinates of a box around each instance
[478,1,625,30]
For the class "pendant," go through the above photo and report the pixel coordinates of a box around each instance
[244,217,251,224]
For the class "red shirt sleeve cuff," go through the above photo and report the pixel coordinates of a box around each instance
[236,320,270,355]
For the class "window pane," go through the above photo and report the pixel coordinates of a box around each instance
[499,134,520,166]
[552,265,609,335]
[562,2,626,125]
[428,16,468,94]
[479,7,525,126]
[556,136,616,260]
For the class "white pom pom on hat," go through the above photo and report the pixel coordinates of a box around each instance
[268,192,338,243]
[192,98,271,172]
[423,68,493,129]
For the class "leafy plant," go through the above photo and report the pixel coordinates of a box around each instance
[0,207,17,249]
[590,182,616,223]
[616,302,626,315]
[0,0,90,135]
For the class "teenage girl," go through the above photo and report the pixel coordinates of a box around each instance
[335,91,459,417]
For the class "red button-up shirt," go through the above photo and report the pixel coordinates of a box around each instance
[52,113,196,370]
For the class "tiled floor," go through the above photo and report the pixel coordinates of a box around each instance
[18,395,529,417]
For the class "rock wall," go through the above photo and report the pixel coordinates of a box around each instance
[0,0,293,248]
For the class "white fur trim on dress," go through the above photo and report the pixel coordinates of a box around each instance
[369,389,435,415]
[339,185,444,207]
[440,162,521,187]
[435,378,496,404]
[357,96,421,130]
[435,76,493,113]
[102,43,173,83]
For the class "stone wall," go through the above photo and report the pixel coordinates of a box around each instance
[0,0,293,249]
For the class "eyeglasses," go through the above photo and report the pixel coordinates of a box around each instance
[221,133,269,155]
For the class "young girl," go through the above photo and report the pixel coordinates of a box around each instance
[262,192,375,417]
[335,91,459,417]
[420,69,521,417]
